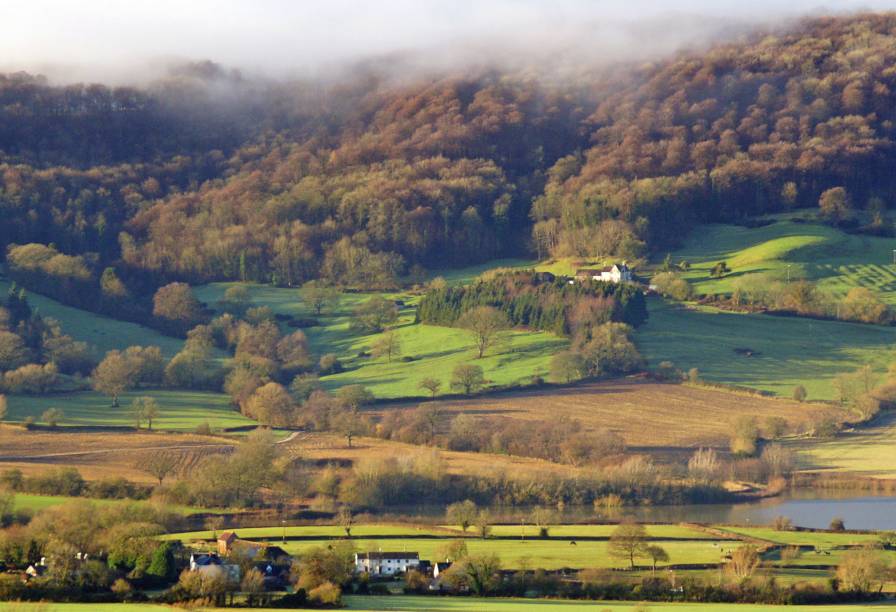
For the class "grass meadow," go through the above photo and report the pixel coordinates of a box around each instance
[168,526,737,570]
[343,597,896,611]
[166,523,718,544]
[635,298,896,400]
[667,217,896,304]
[715,526,883,547]
[5,389,252,430]
[10,493,216,516]
[0,277,184,359]
[789,412,896,478]
[7,601,896,611]
[193,282,568,400]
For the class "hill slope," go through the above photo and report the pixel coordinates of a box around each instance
[668,216,896,303]
[5,14,896,287]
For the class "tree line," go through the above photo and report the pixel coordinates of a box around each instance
[417,271,648,335]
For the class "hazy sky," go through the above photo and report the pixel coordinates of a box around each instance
[4,0,896,82]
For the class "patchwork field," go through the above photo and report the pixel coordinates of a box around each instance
[194,282,568,400]
[392,379,830,450]
[4,389,253,431]
[636,299,896,400]
[667,217,896,304]
[165,520,895,589]
[168,522,738,570]
[167,523,716,543]
[0,425,235,482]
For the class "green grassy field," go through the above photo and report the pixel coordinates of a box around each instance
[790,412,896,478]
[11,493,218,516]
[5,389,253,430]
[164,524,458,541]
[343,596,896,611]
[194,282,568,400]
[166,524,718,544]
[167,523,738,570]
[6,601,894,611]
[279,537,732,570]
[667,218,896,303]
[635,298,896,400]
[0,278,184,358]
[480,525,717,540]
[431,258,537,285]
[716,526,882,547]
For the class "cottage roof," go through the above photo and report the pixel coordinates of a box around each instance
[218,531,238,543]
[357,551,420,560]
[191,553,222,566]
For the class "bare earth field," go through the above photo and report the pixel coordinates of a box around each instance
[0,425,234,483]
[387,379,833,450]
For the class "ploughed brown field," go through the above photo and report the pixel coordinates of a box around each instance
[0,381,837,485]
[386,379,835,450]
[0,425,234,483]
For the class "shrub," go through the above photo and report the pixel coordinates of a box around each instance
[652,272,692,300]
[318,353,343,375]
[773,515,794,531]
[307,580,341,605]
[195,421,213,435]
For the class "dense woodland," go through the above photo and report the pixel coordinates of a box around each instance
[2,14,896,292]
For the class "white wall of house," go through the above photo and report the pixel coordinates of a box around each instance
[354,555,420,575]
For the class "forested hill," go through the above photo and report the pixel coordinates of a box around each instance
[3,13,896,288]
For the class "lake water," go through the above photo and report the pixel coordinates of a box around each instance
[388,492,896,531]
[592,491,896,531]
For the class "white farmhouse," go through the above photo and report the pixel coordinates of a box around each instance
[575,263,632,284]
[354,551,420,576]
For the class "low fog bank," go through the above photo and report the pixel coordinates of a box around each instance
[3,1,896,86]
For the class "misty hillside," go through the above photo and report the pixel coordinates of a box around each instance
[3,13,896,287]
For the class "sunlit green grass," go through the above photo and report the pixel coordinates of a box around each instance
[666,219,896,304]
[636,298,896,400]
[10,600,895,611]
[5,389,253,430]
[789,412,896,478]
[483,524,717,540]
[165,522,735,569]
[12,493,218,516]
[194,281,568,400]
[344,596,896,611]
[166,523,718,543]
[164,524,457,541]
[0,277,184,358]
[271,537,732,570]
[717,526,882,547]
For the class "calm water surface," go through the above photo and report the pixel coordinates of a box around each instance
[394,491,896,531]
[596,491,896,531]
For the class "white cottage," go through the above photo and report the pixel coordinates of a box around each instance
[575,263,632,284]
[354,551,420,576]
